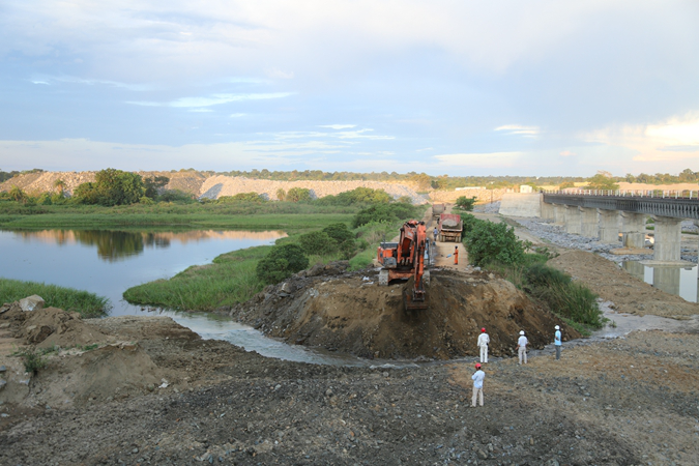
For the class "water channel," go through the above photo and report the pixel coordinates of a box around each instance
[0,229,372,366]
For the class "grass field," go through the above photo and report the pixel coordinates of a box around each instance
[0,278,108,318]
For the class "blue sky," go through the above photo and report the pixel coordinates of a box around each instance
[1,1,698,177]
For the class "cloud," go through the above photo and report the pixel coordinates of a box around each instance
[560,150,576,157]
[434,152,523,168]
[582,112,699,163]
[319,124,356,130]
[495,125,540,138]
[128,92,297,108]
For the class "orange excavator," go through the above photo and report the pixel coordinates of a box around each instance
[376,220,431,310]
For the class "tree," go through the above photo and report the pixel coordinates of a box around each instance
[286,187,312,202]
[256,244,309,284]
[586,173,619,191]
[464,220,526,267]
[455,196,477,211]
[299,231,337,256]
[8,185,26,203]
[276,188,286,201]
[53,179,66,194]
[143,175,169,199]
[74,169,145,206]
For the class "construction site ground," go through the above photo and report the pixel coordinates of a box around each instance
[2,207,699,465]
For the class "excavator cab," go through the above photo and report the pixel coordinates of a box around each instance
[376,220,430,310]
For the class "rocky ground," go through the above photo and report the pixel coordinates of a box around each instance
[2,209,699,465]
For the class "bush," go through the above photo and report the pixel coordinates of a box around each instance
[352,202,416,228]
[19,348,47,374]
[256,244,310,284]
[298,231,337,256]
[463,220,526,267]
[322,223,356,259]
[455,196,477,211]
[286,187,312,202]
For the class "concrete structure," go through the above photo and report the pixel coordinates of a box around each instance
[621,212,646,249]
[580,207,599,238]
[564,205,582,234]
[652,216,682,262]
[598,209,619,244]
[496,192,698,265]
[498,193,542,217]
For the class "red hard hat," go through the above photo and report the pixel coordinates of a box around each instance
[475,363,481,369]
[481,328,486,332]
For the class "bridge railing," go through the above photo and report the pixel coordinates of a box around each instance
[541,190,699,220]
[541,189,699,199]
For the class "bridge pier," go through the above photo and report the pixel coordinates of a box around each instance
[621,212,646,249]
[564,205,582,234]
[652,215,682,262]
[540,200,554,221]
[653,266,681,296]
[553,205,565,225]
[580,207,599,238]
[598,209,620,244]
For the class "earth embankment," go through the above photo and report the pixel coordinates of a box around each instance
[229,264,578,359]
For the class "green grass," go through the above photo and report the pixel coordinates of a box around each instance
[0,278,109,318]
[0,202,356,232]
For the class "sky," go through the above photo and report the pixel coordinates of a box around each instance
[1,1,698,178]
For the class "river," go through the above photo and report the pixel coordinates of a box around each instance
[0,229,375,366]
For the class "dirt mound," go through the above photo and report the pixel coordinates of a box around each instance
[230,266,577,359]
[548,250,699,318]
[3,306,115,348]
[198,175,425,202]
[32,343,164,405]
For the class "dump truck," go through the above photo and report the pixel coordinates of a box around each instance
[438,213,463,242]
[432,203,445,220]
[376,220,430,310]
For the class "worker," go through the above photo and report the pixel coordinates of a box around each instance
[471,363,485,407]
[477,327,490,363]
[554,325,562,360]
[453,246,459,265]
[433,227,438,242]
[516,330,528,365]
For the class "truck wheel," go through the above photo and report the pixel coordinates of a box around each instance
[379,269,389,286]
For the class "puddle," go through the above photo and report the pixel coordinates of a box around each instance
[622,261,698,303]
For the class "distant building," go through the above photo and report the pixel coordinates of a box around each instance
[520,185,533,193]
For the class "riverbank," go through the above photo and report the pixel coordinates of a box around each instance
[1,303,698,465]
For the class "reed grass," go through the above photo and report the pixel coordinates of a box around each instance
[0,278,109,318]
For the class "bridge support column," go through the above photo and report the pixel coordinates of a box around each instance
[598,209,620,244]
[580,207,599,238]
[540,201,554,221]
[621,212,646,249]
[553,205,565,225]
[652,216,682,262]
[564,205,582,234]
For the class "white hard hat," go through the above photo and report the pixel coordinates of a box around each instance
[555,325,560,330]
[519,330,525,335]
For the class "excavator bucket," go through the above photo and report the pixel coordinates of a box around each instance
[403,277,428,311]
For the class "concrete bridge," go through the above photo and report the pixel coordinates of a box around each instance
[499,191,699,263]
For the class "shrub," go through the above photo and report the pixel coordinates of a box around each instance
[286,187,312,202]
[19,348,47,374]
[464,221,526,267]
[322,222,356,259]
[256,243,310,284]
[455,196,477,211]
[298,231,337,256]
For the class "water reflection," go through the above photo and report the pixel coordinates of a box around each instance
[11,229,284,262]
[622,261,698,303]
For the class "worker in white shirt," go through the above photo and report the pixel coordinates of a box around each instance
[471,363,485,407]
[477,327,490,363]
[516,330,528,365]
[554,325,562,360]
